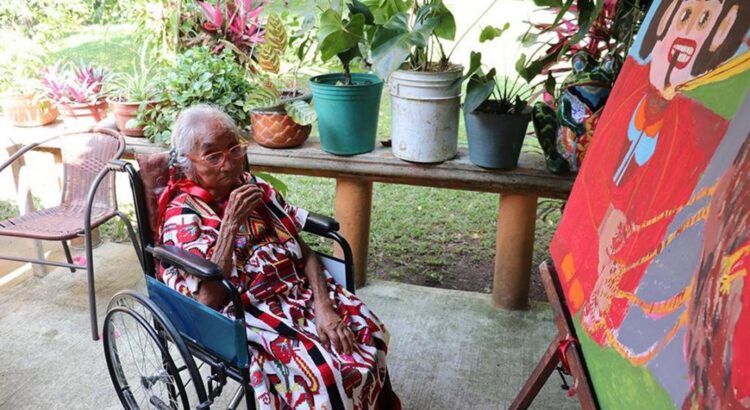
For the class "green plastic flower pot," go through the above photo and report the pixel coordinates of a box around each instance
[309,73,383,156]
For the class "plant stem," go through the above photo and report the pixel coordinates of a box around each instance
[343,61,352,85]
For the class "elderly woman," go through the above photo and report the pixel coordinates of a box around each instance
[157,105,399,410]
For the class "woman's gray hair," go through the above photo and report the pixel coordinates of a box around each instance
[171,104,241,174]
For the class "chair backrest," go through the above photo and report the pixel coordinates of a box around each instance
[60,128,124,210]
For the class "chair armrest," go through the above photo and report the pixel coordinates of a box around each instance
[303,212,340,235]
[148,245,224,280]
[107,159,128,171]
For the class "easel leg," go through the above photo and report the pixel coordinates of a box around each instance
[509,335,562,410]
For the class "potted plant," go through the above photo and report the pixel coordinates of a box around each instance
[0,36,58,127]
[41,61,109,123]
[245,12,317,148]
[310,2,383,156]
[138,46,260,145]
[368,0,464,163]
[105,48,162,137]
[462,51,532,169]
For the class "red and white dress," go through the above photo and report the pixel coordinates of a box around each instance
[159,174,390,410]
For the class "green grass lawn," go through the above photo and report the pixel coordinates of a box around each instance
[36,25,561,296]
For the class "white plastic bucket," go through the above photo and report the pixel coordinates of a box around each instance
[389,66,463,163]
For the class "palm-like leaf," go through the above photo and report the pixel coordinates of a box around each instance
[284,100,317,126]
[246,86,281,110]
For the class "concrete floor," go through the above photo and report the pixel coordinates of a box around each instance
[0,243,579,409]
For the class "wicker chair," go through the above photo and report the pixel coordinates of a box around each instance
[0,127,139,340]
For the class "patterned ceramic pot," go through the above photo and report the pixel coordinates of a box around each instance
[251,110,312,148]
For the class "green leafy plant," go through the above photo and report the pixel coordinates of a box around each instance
[368,0,456,77]
[461,24,533,115]
[105,46,163,102]
[138,46,258,144]
[245,12,316,126]
[316,2,367,85]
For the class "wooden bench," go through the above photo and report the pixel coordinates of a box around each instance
[205,140,573,310]
[3,120,574,309]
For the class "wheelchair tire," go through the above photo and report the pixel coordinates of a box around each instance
[103,291,208,409]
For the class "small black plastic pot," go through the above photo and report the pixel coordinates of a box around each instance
[464,106,531,169]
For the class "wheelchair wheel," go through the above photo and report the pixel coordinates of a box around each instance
[103,291,208,409]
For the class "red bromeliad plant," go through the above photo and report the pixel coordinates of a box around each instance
[517,0,651,94]
[194,0,266,63]
[41,62,109,105]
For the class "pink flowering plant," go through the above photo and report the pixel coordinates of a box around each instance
[189,0,266,67]
[41,61,109,105]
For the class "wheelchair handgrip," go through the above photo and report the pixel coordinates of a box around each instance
[149,245,224,280]
[303,212,339,235]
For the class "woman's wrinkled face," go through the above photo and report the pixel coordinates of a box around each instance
[188,123,244,201]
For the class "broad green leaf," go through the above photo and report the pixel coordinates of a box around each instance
[361,0,412,24]
[431,1,456,40]
[318,10,365,62]
[284,100,317,126]
[371,12,429,78]
[515,53,527,76]
[253,172,288,196]
[348,0,375,25]
[479,23,509,43]
[464,77,496,113]
[518,29,538,47]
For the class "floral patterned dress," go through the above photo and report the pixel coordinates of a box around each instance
[159,174,390,410]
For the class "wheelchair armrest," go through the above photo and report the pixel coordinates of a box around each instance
[303,212,340,235]
[148,245,224,280]
[107,159,128,172]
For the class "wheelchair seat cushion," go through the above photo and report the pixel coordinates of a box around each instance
[135,152,170,240]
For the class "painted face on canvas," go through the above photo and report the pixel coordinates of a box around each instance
[649,0,738,90]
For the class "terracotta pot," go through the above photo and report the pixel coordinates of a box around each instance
[251,110,312,148]
[108,99,154,137]
[1,93,58,127]
[57,100,108,123]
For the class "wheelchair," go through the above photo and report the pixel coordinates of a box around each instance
[103,155,355,410]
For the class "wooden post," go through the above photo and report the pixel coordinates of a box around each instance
[493,193,537,309]
[334,178,373,288]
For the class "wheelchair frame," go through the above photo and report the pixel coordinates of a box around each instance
[103,160,356,410]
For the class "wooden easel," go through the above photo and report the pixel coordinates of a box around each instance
[510,262,599,410]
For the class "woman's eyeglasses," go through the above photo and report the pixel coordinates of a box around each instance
[191,143,248,167]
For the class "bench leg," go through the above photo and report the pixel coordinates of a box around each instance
[493,193,537,309]
[333,178,372,289]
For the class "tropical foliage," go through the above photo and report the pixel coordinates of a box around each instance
[368,0,458,78]
[41,61,110,104]
[517,0,651,94]
[139,46,258,144]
